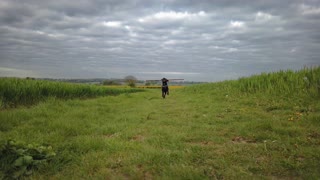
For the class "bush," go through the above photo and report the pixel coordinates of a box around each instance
[0,140,56,179]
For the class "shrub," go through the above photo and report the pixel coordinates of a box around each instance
[0,140,56,179]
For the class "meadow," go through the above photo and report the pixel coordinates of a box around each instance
[0,67,319,179]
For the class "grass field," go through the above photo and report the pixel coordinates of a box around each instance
[1,67,320,179]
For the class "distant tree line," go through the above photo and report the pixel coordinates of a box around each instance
[35,77,207,86]
[102,80,121,86]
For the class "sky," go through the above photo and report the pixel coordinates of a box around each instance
[0,0,319,82]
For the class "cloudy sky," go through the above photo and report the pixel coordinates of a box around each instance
[0,0,319,81]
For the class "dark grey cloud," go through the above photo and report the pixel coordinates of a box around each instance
[0,0,319,81]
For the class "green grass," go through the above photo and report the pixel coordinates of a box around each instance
[0,67,319,179]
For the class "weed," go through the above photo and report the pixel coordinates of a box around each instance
[0,140,56,179]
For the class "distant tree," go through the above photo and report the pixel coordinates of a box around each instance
[124,75,137,87]
[102,80,121,86]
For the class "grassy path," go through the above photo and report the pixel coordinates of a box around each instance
[1,88,320,179]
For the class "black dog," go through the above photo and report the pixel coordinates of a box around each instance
[161,78,169,98]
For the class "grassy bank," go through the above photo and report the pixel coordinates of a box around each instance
[185,66,320,98]
[236,66,320,97]
[0,67,319,179]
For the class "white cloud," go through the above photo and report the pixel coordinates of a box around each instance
[33,30,65,39]
[124,25,131,30]
[171,28,184,35]
[300,4,320,15]
[290,48,297,53]
[229,21,245,28]
[0,67,38,77]
[0,1,10,8]
[226,48,238,53]
[163,40,177,45]
[255,11,273,22]
[105,47,123,52]
[232,40,240,44]
[35,30,45,35]
[209,45,239,53]
[102,21,122,28]
[138,11,206,23]
[124,25,138,37]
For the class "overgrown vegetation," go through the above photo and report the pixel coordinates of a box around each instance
[0,140,56,179]
[185,66,320,98]
[0,78,143,108]
[236,66,320,97]
[0,67,319,179]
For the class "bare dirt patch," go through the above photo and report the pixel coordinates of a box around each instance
[130,135,145,142]
[232,136,256,143]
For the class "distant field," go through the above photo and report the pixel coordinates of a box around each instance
[105,85,184,89]
[0,67,319,179]
[136,85,184,89]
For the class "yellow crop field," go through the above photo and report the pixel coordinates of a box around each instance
[136,85,184,89]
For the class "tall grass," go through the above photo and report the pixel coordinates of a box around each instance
[184,66,320,98]
[236,66,320,97]
[0,78,143,108]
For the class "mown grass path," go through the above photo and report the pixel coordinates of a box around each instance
[1,88,319,179]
